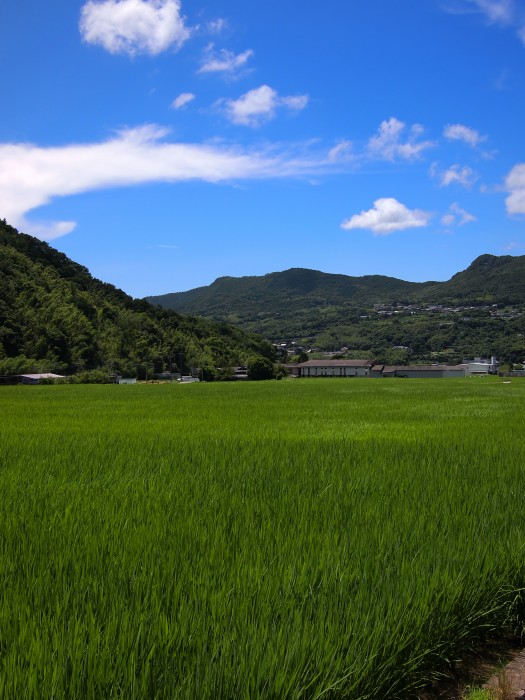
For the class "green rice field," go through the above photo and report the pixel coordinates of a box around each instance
[1,379,524,699]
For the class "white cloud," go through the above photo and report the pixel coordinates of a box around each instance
[19,219,78,241]
[341,198,432,235]
[445,1,525,45]
[221,85,309,127]
[441,213,456,227]
[79,0,190,56]
[505,163,525,215]
[328,140,353,163]
[0,125,332,241]
[503,241,525,251]
[171,92,195,110]
[441,202,476,226]
[442,165,477,187]
[468,0,514,24]
[443,123,487,147]
[367,118,435,161]
[198,44,254,75]
[206,18,227,35]
[444,0,514,23]
[431,162,478,187]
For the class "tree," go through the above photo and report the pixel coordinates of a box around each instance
[247,355,275,380]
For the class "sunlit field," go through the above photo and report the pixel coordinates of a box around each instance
[1,379,524,699]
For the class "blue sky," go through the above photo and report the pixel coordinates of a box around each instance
[1,0,525,298]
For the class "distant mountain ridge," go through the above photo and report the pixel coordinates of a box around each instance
[146,256,525,362]
[147,254,525,315]
[148,268,424,314]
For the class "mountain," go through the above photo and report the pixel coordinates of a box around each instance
[0,219,276,378]
[148,268,433,316]
[147,256,525,315]
[146,257,525,363]
[419,254,525,305]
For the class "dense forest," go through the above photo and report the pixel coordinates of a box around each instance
[0,220,276,379]
[147,258,525,364]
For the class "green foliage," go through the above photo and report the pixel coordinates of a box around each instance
[462,688,493,700]
[67,369,115,384]
[0,355,68,375]
[246,354,275,380]
[0,220,275,376]
[1,380,525,698]
[273,363,289,380]
[376,347,413,366]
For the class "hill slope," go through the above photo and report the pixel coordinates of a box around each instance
[0,219,275,377]
[146,257,525,363]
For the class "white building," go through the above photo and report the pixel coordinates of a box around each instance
[463,357,499,375]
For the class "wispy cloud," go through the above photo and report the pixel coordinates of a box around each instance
[341,198,432,235]
[328,140,354,163]
[444,1,525,45]
[79,0,190,56]
[171,92,195,110]
[0,126,336,240]
[505,163,525,215]
[503,240,525,251]
[443,0,513,23]
[206,18,227,35]
[220,85,309,127]
[470,0,514,23]
[430,162,479,188]
[441,202,476,226]
[367,118,435,162]
[198,44,254,76]
[443,123,487,147]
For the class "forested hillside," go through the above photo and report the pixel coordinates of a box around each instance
[0,220,276,378]
[147,259,525,364]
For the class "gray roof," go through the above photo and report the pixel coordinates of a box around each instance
[298,359,374,368]
[382,365,466,373]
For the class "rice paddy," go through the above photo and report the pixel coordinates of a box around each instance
[0,379,524,699]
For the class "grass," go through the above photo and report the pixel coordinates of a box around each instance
[0,378,524,698]
[462,667,514,700]
[462,689,494,700]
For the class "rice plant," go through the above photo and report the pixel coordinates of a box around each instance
[0,379,524,698]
